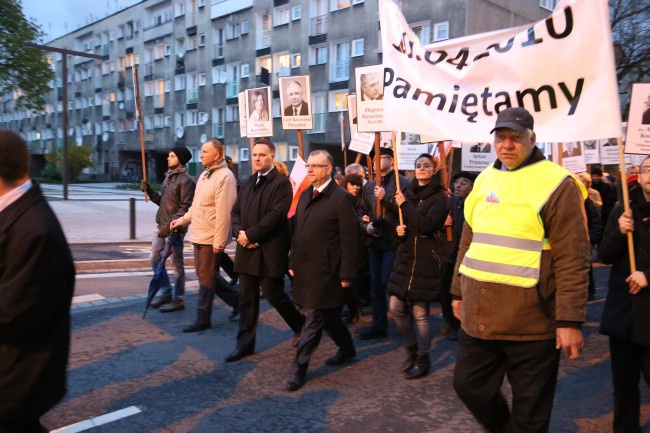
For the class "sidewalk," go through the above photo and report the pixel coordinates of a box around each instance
[43,183,159,244]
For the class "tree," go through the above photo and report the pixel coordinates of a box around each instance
[610,0,650,113]
[0,0,54,110]
[45,145,95,182]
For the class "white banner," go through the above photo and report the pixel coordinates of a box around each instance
[379,0,621,143]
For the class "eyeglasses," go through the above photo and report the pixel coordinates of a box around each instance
[305,164,330,169]
[640,166,650,175]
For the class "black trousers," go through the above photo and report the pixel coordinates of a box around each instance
[236,274,304,349]
[292,307,355,374]
[219,252,237,280]
[440,262,460,330]
[453,329,560,433]
[193,245,239,326]
[609,336,650,433]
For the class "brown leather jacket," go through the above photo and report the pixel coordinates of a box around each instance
[451,158,590,341]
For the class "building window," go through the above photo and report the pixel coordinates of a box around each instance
[328,90,348,111]
[330,0,350,11]
[257,13,272,49]
[199,73,207,86]
[291,53,301,68]
[164,44,171,56]
[186,35,197,50]
[241,21,249,35]
[154,43,165,60]
[330,41,350,82]
[226,104,239,122]
[309,45,327,66]
[240,147,250,162]
[226,23,241,40]
[198,33,206,47]
[186,110,198,126]
[154,79,165,108]
[212,107,225,138]
[309,92,326,133]
[292,5,301,20]
[241,64,250,78]
[187,73,199,103]
[256,55,272,75]
[540,0,558,10]
[274,7,291,26]
[351,38,364,57]
[212,65,226,84]
[175,74,186,91]
[433,21,449,42]
[214,28,224,58]
[226,63,239,98]
[411,21,431,44]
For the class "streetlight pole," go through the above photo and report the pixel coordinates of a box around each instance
[24,42,103,200]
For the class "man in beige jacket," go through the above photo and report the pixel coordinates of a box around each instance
[171,139,238,332]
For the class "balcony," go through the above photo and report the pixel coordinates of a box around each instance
[226,81,239,99]
[310,15,327,36]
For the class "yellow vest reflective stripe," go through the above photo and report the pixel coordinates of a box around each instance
[459,159,583,287]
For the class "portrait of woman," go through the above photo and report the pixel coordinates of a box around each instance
[249,90,269,122]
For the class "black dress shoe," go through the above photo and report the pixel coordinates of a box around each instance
[325,349,357,366]
[285,372,306,391]
[225,346,254,362]
[182,323,211,333]
[357,327,387,340]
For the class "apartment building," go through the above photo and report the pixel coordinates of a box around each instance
[0,0,556,181]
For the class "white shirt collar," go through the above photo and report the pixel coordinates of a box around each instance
[0,179,33,215]
[315,178,332,194]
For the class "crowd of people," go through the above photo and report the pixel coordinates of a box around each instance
[0,106,648,433]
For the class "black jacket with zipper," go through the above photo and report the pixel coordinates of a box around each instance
[386,174,449,302]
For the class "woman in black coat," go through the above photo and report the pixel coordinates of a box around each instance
[386,153,449,379]
[598,160,650,433]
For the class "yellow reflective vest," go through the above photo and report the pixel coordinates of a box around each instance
[459,160,586,288]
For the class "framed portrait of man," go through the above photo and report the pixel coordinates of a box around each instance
[355,64,386,133]
[279,76,314,130]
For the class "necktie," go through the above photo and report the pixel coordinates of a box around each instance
[256,175,266,187]
[312,189,319,200]
[294,107,298,116]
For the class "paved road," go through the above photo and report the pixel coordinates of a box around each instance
[41,267,650,433]
[39,183,650,432]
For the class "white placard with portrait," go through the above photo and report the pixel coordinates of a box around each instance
[625,83,650,155]
[461,142,496,171]
[245,87,273,138]
[355,64,386,133]
[279,76,313,130]
[238,92,247,138]
[347,94,375,155]
[557,142,587,174]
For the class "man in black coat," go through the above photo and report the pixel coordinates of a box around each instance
[599,155,650,433]
[358,147,408,340]
[225,138,305,362]
[0,129,75,433]
[285,150,359,391]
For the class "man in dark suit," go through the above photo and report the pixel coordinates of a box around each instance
[225,138,305,362]
[285,150,359,391]
[283,81,309,116]
[0,129,75,433]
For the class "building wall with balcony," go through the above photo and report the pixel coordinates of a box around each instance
[0,0,555,181]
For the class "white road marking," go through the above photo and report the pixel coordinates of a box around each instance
[51,406,142,433]
[72,294,105,304]
[76,269,197,279]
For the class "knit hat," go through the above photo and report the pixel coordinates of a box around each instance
[490,107,534,133]
[170,146,192,165]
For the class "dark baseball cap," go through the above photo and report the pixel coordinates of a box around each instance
[368,147,394,159]
[490,107,534,133]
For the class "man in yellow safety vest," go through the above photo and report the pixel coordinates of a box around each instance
[451,107,590,433]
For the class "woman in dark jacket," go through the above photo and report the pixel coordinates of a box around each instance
[386,153,449,379]
[598,159,650,433]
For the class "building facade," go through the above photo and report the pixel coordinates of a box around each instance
[1,0,555,182]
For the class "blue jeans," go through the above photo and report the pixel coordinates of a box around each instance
[149,229,185,301]
[367,248,396,332]
[389,296,431,354]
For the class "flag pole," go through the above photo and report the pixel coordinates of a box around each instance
[297,130,305,159]
[616,136,636,272]
[392,131,403,226]
[373,132,382,218]
[132,66,147,202]
[340,112,348,169]
[437,141,452,241]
